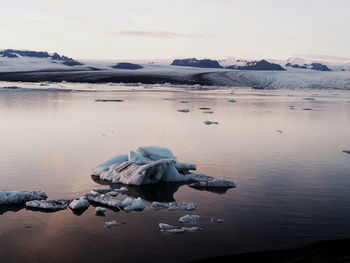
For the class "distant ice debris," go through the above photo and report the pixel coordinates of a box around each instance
[177,109,190,113]
[168,202,197,211]
[302,98,316,101]
[189,179,236,188]
[69,198,89,211]
[179,215,200,223]
[180,101,189,103]
[92,146,235,187]
[26,199,71,211]
[120,197,145,211]
[199,107,211,110]
[95,99,123,102]
[228,98,236,103]
[105,220,125,228]
[204,121,218,125]
[203,111,214,114]
[0,190,47,205]
[276,130,283,134]
[343,150,350,155]
[95,207,106,215]
[162,98,175,101]
[303,108,313,111]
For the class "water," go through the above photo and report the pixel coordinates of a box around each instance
[1,83,350,263]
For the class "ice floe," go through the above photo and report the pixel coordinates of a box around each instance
[179,215,200,223]
[26,199,71,211]
[189,179,236,188]
[159,223,202,233]
[105,220,125,228]
[152,201,169,210]
[86,194,121,208]
[210,218,224,224]
[168,202,197,211]
[228,98,236,103]
[0,190,47,205]
[69,198,89,211]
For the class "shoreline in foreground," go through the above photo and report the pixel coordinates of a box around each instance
[191,239,350,263]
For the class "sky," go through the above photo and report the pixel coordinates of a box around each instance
[0,0,349,60]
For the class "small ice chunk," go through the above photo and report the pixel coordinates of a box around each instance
[152,202,169,210]
[180,101,189,104]
[203,111,214,114]
[168,202,197,211]
[228,98,236,103]
[199,107,211,110]
[95,207,106,215]
[137,146,175,161]
[343,150,350,155]
[179,215,200,223]
[162,228,185,234]
[105,220,125,228]
[91,189,113,195]
[95,99,123,102]
[0,190,47,205]
[189,179,235,188]
[276,130,283,134]
[204,121,218,125]
[177,109,190,113]
[159,223,177,230]
[121,197,146,211]
[109,187,128,196]
[302,97,316,101]
[210,218,224,223]
[303,108,313,111]
[162,98,175,101]
[26,199,71,211]
[85,194,121,208]
[69,198,89,211]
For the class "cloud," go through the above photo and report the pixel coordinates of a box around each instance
[106,30,213,39]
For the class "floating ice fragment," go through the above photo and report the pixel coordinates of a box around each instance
[105,220,125,228]
[181,227,202,232]
[85,194,121,208]
[95,99,123,102]
[303,108,313,111]
[210,218,224,224]
[159,223,177,230]
[26,199,71,211]
[109,187,128,196]
[95,207,106,215]
[177,109,190,113]
[0,190,47,205]
[121,197,146,211]
[179,215,200,223]
[175,162,197,174]
[162,98,175,101]
[199,107,211,110]
[92,154,128,174]
[189,179,235,188]
[276,130,283,134]
[69,198,89,211]
[343,150,350,155]
[180,101,189,104]
[91,189,113,195]
[302,98,316,101]
[152,202,169,210]
[159,223,202,233]
[203,111,214,114]
[204,121,218,125]
[228,98,236,103]
[168,202,197,211]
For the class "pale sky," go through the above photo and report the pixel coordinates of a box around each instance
[0,0,349,60]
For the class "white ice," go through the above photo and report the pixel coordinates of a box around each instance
[85,194,121,208]
[189,179,236,188]
[228,98,236,103]
[159,223,202,233]
[105,220,125,228]
[95,207,106,215]
[177,109,190,113]
[69,198,89,210]
[152,201,169,210]
[136,146,175,161]
[0,190,47,205]
[120,197,146,211]
[179,215,200,223]
[168,202,197,211]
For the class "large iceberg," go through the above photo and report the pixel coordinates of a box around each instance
[92,146,235,187]
[0,190,47,205]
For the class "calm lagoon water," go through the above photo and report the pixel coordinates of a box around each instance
[1,83,350,262]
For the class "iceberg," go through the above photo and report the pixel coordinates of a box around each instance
[120,197,146,211]
[0,190,47,205]
[85,194,121,208]
[189,179,236,188]
[69,198,89,211]
[179,215,200,223]
[92,146,235,187]
[26,199,71,211]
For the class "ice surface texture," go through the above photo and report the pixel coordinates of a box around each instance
[0,190,47,205]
